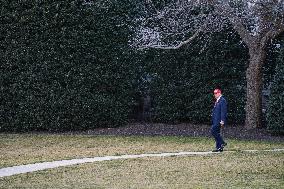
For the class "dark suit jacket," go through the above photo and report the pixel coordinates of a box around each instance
[212,96,228,127]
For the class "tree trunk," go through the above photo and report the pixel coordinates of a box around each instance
[245,46,266,129]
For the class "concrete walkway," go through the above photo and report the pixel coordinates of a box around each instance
[1,149,283,178]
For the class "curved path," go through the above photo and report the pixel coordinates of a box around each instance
[1,149,283,178]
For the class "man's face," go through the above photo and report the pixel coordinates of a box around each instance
[214,91,221,99]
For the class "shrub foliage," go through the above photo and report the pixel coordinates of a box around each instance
[0,1,282,133]
[142,29,248,124]
[0,0,138,131]
[266,45,284,134]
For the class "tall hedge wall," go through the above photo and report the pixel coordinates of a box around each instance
[0,0,139,131]
[2,1,279,132]
[266,41,284,134]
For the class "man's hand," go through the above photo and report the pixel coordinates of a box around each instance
[220,121,224,129]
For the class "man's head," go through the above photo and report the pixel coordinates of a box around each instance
[213,89,222,99]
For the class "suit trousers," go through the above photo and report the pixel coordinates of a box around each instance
[211,124,225,149]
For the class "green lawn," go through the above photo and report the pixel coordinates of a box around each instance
[0,134,283,188]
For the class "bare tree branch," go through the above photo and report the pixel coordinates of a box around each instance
[140,28,203,50]
[132,0,284,50]
[145,0,158,14]
[261,21,284,48]
[213,2,254,46]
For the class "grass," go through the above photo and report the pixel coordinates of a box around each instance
[0,134,212,168]
[0,134,283,188]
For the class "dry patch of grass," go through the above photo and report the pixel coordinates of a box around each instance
[0,134,283,168]
[1,151,283,188]
[0,134,208,168]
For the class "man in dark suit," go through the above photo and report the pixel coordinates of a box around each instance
[211,88,228,152]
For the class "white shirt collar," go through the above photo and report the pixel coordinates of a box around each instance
[216,95,222,102]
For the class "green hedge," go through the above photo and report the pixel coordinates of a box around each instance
[142,29,248,124]
[0,0,138,131]
[266,48,284,134]
[2,1,277,131]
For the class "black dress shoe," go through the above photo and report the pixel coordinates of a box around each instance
[212,148,223,152]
